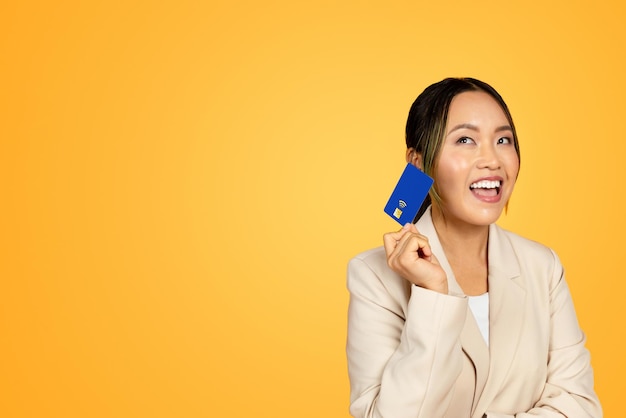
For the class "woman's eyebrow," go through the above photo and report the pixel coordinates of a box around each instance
[495,125,513,133]
[448,123,478,134]
[447,123,512,135]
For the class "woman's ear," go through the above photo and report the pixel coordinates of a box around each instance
[406,148,424,170]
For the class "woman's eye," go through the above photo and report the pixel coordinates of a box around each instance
[457,137,474,144]
[497,137,512,144]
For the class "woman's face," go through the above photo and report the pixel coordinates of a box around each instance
[433,91,520,227]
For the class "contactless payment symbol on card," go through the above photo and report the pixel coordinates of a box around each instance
[384,163,433,225]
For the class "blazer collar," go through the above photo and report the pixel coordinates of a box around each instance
[416,207,526,416]
[414,207,522,292]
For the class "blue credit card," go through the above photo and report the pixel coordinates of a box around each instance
[384,163,434,225]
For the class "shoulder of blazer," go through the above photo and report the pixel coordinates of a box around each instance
[349,246,389,279]
[347,246,412,307]
[494,224,555,258]
[490,224,563,286]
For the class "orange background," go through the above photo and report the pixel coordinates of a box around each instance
[1,1,624,417]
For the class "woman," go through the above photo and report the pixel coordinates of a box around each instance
[346,78,602,417]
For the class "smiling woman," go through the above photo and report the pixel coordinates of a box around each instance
[432,91,520,230]
[346,78,602,418]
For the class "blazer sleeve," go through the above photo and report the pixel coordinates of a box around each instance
[346,254,468,418]
[484,250,602,418]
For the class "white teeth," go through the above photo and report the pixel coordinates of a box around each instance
[470,180,501,189]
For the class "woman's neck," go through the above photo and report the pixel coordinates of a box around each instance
[431,206,490,295]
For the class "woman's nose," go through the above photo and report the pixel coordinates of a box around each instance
[477,144,500,169]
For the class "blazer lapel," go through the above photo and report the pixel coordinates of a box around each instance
[417,210,526,416]
[474,223,525,414]
[416,210,491,406]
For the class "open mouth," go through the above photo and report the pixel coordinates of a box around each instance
[469,180,501,197]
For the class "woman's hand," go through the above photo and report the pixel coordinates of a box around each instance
[383,223,448,294]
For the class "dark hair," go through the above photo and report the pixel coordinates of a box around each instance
[406,77,520,221]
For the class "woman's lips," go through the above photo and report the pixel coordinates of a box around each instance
[469,178,502,202]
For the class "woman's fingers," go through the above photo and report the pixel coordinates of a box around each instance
[383,230,403,256]
[382,223,412,256]
[382,224,447,292]
[384,225,432,267]
[392,232,431,266]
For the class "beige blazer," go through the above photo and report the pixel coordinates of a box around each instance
[346,209,602,418]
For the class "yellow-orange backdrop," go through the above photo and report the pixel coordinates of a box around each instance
[1,1,623,417]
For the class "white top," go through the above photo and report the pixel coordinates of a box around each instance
[468,292,490,345]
